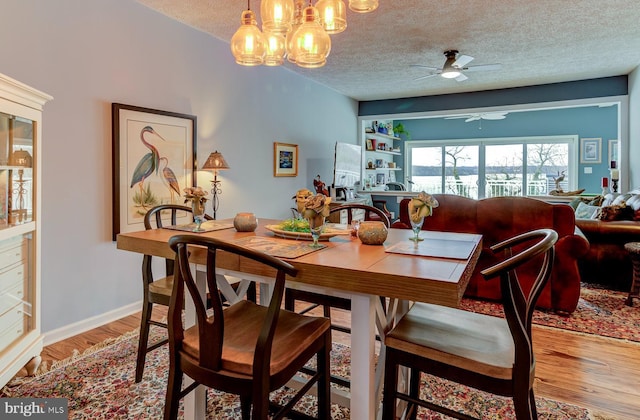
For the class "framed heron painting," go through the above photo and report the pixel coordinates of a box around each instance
[112,103,196,240]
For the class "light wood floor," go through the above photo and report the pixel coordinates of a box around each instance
[37,304,640,419]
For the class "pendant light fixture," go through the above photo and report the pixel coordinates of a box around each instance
[291,2,332,68]
[261,0,294,36]
[316,0,347,34]
[230,1,266,66]
[348,0,378,13]
[231,0,376,67]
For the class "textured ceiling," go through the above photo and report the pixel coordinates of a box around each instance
[137,0,640,101]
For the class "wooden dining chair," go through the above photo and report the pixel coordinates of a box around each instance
[284,204,390,387]
[382,228,558,420]
[164,234,332,420]
[135,204,255,383]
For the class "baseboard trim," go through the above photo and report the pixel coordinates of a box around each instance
[43,301,142,346]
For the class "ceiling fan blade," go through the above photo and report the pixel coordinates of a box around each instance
[482,112,508,120]
[409,64,439,72]
[413,73,439,81]
[464,63,502,72]
[455,73,468,82]
[453,54,473,68]
[444,115,470,120]
[465,116,481,122]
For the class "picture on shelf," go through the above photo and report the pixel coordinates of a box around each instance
[376,173,385,185]
[365,138,374,151]
[375,159,384,168]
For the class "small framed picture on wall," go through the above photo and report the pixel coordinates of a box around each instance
[580,138,601,164]
[273,142,298,177]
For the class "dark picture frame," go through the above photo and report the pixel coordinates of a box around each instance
[274,142,298,177]
[112,103,196,240]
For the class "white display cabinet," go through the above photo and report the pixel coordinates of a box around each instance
[0,73,52,387]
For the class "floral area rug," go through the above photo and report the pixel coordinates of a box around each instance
[1,326,602,419]
[460,282,640,342]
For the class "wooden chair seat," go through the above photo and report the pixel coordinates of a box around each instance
[385,302,514,380]
[182,300,330,377]
[148,275,174,298]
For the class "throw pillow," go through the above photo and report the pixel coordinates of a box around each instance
[597,204,634,221]
[575,202,600,219]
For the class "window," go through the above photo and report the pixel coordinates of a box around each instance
[406,136,575,198]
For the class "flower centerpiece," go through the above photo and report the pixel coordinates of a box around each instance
[302,193,331,247]
[408,191,439,242]
[183,186,208,231]
[292,188,314,218]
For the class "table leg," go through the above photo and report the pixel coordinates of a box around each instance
[350,294,376,419]
[183,265,207,420]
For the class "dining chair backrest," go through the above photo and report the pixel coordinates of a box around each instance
[164,234,332,419]
[168,234,298,372]
[143,204,213,278]
[481,228,558,354]
[330,203,390,227]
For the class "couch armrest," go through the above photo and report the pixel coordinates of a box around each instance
[557,233,590,259]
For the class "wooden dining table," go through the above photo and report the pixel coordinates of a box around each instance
[117,218,482,419]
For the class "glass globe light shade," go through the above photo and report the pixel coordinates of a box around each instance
[230,10,266,66]
[261,0,294,36]
[292,5,331,68]
[316,0,347,34]
[348,0,378,13]
[264,31,286,66]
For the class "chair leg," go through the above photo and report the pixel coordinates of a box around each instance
[512,387,536,420]
[408,368,420,420]
[284,289,295,311]
[163,362,182,420]
[240,395,251,420]
[135,301,153,383]
[316,333,332,420]
[382,350,399,420]
[252,385,270,419]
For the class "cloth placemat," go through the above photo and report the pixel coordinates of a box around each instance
[385,238,476,260]
[164,221,234,233]
[232,236,326,259]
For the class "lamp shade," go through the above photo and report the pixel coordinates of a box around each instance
[230,9,266,66]
[291,5,332,69]
[202,151,230,171]
[10,149,32,167]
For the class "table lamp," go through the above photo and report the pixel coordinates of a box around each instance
[201,150,229,219]
[10,149,32,219]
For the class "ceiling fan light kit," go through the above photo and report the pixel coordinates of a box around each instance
[231,0,375,68]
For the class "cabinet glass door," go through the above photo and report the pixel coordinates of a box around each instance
[0,112,34,228]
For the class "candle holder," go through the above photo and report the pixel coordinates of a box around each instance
[611,178,618,193]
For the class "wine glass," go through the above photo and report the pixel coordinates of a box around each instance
[409,216,425,242]
[191,199,206,232]
[307,215,326,248]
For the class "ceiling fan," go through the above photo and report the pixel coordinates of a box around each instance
[412,50,502,82]
[444,111,509,122]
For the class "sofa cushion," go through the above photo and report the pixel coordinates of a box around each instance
[597,204,634,221]
[575,202,600,219]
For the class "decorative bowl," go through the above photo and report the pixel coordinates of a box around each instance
[357,221,388,245]
[233,212,258,232]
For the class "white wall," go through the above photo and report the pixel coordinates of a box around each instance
[629,66,639,189]
[1,0,357,335]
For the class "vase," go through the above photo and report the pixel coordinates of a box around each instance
[357,221,388,245]
[234,212,258,232]
[191,199,206,232]
[306,214,325,248]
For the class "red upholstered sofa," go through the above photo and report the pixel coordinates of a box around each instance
[392,195,590,314]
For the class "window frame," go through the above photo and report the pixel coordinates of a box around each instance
[405,135,578,199]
